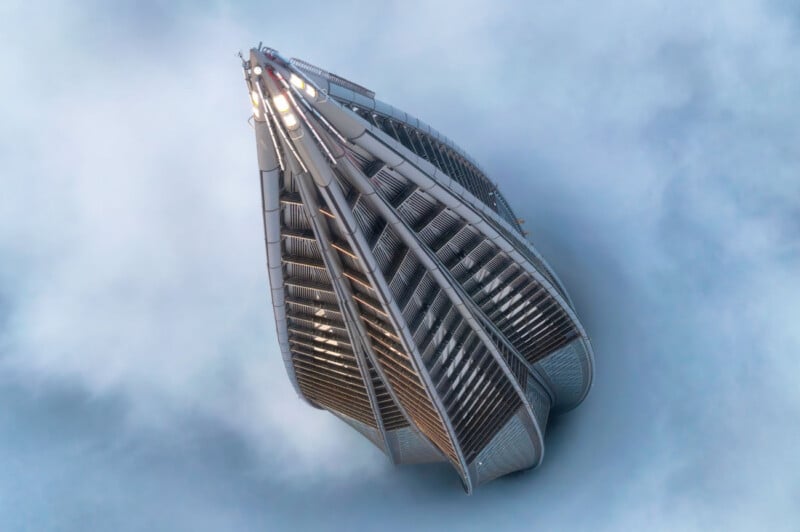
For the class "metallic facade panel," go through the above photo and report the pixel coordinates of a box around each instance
[536,338,593,411]
[334,412,387,453]
[241,46,594,493]
[471,408,538,486]
[388,426,446,464]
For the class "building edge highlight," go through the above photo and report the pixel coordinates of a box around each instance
[241,45,594,492]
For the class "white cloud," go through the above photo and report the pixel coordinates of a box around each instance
[0,2,384,483]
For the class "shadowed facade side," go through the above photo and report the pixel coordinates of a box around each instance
[242,45,594,493]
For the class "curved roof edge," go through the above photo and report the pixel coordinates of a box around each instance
[288,56,528,236]
[290,56,487,175]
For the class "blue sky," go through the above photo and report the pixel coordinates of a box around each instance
[1,1,799,530]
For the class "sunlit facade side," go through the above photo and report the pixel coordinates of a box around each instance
[242,46,594,493]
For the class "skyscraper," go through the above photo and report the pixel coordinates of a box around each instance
[243,46,594,492]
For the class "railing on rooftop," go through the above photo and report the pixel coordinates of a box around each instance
[348,107,526,235]
[290,57,376,99]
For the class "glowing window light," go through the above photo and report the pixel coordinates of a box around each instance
[273,94,290,112]
[281,112,298,128]
[290,73,305,89]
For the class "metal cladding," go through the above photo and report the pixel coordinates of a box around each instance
[242,46,594,493]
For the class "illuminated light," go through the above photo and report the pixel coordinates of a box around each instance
[290,73,305,89]
[253,65,263,75]
[273,94,290,112]
[251,90,259,105]
[281,112,298,128]
[305,84,316,98]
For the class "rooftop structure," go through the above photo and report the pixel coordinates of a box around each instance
[242,45,594,492]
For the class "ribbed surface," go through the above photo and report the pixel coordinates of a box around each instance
[335,412,386,452]
[350,107,523,233]
[281,198,377,428]
[525,376,552,430]
[536,338,590,410]
[368,161,579,367]
[389,426,445,464]
[472,409,537,486]
[349,196,461,466]
[350,192,520,464]
[247,46,593,491]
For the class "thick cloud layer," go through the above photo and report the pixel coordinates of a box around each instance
[1,1,798,530]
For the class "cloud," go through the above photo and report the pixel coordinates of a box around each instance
[0,1,385,483]
[0,0,798,530]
